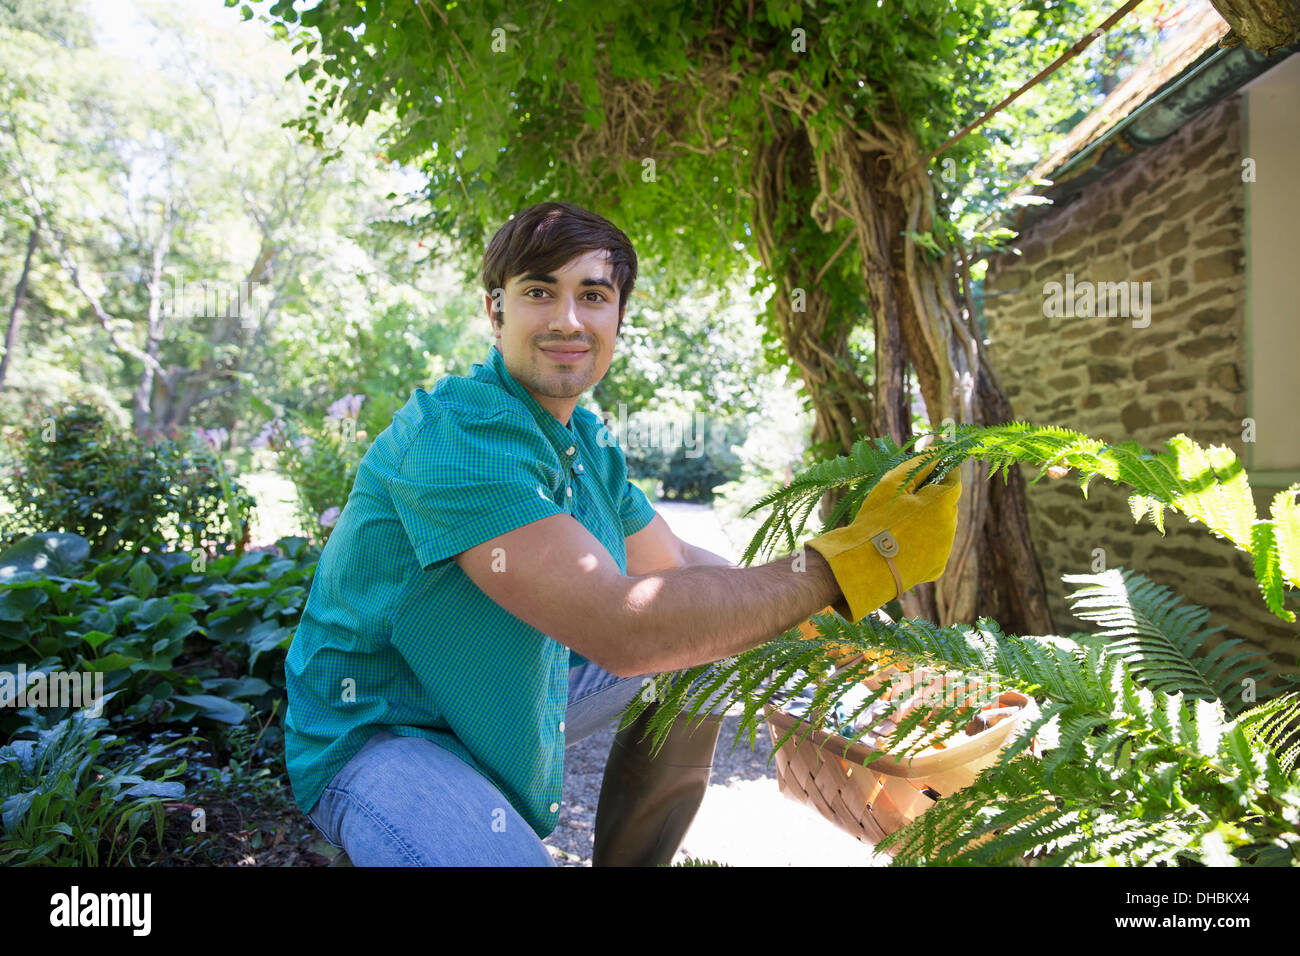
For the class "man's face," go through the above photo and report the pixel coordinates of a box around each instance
[486,249,624,423]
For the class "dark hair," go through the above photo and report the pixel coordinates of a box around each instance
[480,201,637,333]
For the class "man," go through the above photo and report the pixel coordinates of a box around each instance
[284,201,961,866]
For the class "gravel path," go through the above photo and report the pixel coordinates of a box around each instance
[541,500,889,867]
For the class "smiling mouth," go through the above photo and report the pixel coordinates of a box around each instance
[540,345,591,363]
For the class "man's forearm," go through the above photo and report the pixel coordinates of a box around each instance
[615,548,843,674]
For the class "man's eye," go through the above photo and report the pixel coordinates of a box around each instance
[523,288,604,301]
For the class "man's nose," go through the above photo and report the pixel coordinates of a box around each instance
[549,294,584,331]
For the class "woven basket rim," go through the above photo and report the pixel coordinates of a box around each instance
[764,696,1035,779]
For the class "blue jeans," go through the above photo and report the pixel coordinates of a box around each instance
[306,661,648,866]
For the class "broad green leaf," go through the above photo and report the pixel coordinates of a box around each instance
[172,694,249,725]
[128,559,158,597]
[201,676,272,699]
[0,587,47,622]
[79,653,142,673]
[123,781,186,799]
[0,534,90,581]
[130,598,173,630]
[81,630,114,650]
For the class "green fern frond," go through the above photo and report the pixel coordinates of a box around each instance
[1238,691,1300,775]
[1073,812,1203,867]
[622,628,1008,771]
[739,436,913,565]
[626,602,1300,866]
[1042,714,1108,780]
[1271,486,1300,613]
[1062,568,1274,714]
[887,789,1062,865]
[742,423,1297,620]
[878,680,1296,866]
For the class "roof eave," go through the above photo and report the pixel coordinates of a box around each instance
[1014,39,1300,232]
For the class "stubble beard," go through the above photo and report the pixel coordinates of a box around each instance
[524,347,596,398]
[496,311,604,399]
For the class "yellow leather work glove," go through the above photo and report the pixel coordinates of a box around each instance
[805,456,962,623]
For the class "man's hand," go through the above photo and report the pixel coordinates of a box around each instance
[806,456,961,622]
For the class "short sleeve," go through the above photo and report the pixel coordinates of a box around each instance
[388,405,564,568]
[619,479,657,537]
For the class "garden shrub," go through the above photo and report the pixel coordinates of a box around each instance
[659,445,736,502]
[0,400,254,557]
[0,527,318,866]
[621,412,743,502]
[0,531,316,740]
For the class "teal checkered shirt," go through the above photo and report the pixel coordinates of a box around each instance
[284,344,657,837]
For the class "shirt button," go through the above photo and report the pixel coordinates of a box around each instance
[566,486,573,498]
[549,802,560,813]
[565,445,575,456]
[575,463,584,474]
[558,721,566,733]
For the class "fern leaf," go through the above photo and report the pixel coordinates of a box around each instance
[1272,485,1300,590]
[625,423,1300,866]
[1041,714,1106,779]
[1238,691,1300,775]
[739,424,1295,619]
[1251,522,1292,621]
[1063,568,1272,713]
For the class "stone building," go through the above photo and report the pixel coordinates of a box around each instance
[982,7,1300,672]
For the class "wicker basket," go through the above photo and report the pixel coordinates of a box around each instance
[766,684,1036,850]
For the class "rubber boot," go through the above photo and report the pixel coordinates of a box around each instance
[592,702,725,866]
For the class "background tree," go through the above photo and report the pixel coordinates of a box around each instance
[0,1,483,446]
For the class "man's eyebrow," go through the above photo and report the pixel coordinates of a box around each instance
[514,273,615,290]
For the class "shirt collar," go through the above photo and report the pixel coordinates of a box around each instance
[474,345,580,466]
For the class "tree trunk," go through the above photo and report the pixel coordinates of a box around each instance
[750,117,874,522]
[151,241,279,432]
[133,206,174,436]
[747,108,1053,634]
[0,223,39,392]
[817,121,1054,634]
[1209,0,1300,53]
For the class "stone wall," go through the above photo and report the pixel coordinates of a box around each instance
[983,95,1296,676]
